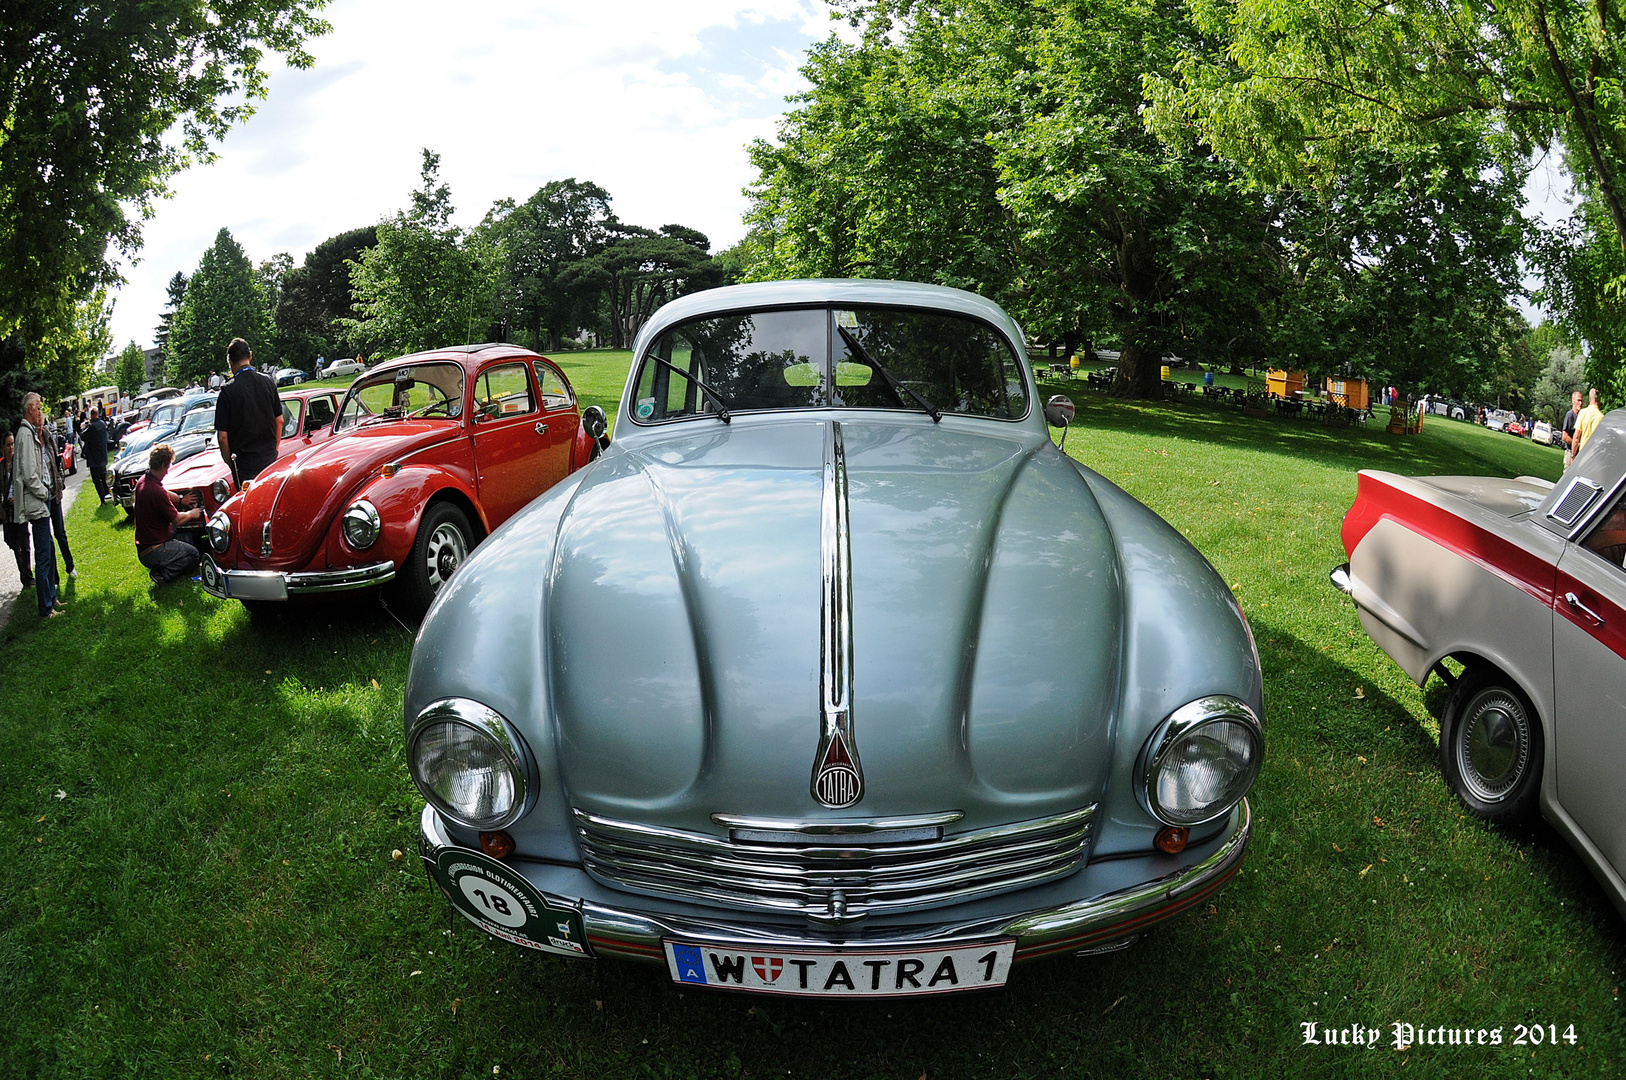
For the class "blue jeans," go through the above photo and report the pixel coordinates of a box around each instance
[30,517,57,616]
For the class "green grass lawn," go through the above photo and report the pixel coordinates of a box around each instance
[1,361,1618,1078]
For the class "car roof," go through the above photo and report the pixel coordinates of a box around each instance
[370,344,545,375]
[280,386,337,402]
[629,279,1029,359]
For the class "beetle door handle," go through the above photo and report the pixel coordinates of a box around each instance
[1565,592,1605,626]
[535,422,549,435]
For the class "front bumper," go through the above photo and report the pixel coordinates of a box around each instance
[418,799,1251,967]
[200,554,396,601]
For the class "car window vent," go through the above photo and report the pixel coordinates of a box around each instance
[1550,478,1603,527]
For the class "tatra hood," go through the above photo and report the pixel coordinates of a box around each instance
[545,415,1124,831]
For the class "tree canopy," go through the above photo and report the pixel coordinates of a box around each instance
[167,228,272,384]
[0,1,330,355]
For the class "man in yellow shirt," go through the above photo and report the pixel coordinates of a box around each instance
[1574,388,1605,459]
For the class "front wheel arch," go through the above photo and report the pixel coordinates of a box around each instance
[1439,661,1544,825]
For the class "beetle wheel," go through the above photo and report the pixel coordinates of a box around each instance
[395,501,473,619]
[1439,667,1543,824]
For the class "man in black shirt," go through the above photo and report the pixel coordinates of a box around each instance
[214,337,282,487]
[1562,389,1583,468]
[82,406,110,503]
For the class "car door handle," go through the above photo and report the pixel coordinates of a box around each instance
[535,422,549,436]
[1565,592,1605,626]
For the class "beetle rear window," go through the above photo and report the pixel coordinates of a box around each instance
[632,307,1026,423]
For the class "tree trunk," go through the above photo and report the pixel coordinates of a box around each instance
[1111,335,1164,398]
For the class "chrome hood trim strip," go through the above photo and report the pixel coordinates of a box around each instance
[812,420,863,808]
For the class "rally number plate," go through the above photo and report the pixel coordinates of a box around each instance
[429,848,591,959]
[664,939,1015,997]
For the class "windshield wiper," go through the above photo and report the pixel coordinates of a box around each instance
[653,356,733,423]
[836,325,941,422]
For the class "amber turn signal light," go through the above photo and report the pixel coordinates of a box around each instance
[381,463,398,478]
[479,830,516,859]
[1154,826,1189,854]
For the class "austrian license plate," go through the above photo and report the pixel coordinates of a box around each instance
[664,939,1015,997]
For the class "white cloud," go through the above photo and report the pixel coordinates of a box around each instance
[108,0,826,350]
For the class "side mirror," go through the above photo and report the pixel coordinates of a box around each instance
[1044,395,1075,451]
[582,405,609,447]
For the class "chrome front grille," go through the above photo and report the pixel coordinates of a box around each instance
[572,805,1096,920]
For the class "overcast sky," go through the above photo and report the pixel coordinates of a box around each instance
[107,0,1577,354]
[106,0,831,352]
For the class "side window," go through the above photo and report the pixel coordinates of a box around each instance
[535,362,574,410]
[475,363,536,419]
[280,400,300,439]
[1582,496,1626,569]
[306,395,336,431]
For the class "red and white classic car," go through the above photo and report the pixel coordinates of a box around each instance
[164,386,345,527]
[1332,410,1626,918]
[200,344,603,616]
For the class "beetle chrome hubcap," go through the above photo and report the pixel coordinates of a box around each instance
[426,522,467,591]
[1457,688,1530,802]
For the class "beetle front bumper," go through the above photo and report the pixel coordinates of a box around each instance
[417,799,1251,967]
[199,555,396,601]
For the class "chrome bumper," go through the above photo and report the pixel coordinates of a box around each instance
[200,555,396,601]
[1329,562,1353,594]
[418,800,1251,965]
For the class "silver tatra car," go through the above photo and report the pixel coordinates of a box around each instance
[1334,411,1626,919]
[406,280,1263,997]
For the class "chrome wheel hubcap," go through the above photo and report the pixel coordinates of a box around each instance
[1458,688,1530,803]
[426,521,467,592]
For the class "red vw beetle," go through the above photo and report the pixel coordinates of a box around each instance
[200,344,603,616]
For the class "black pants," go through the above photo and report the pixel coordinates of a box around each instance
[4,521,30,585]
[48,497,72,575]
[87,455,108,501]
[236,451,277,486]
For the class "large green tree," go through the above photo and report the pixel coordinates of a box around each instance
[345,151,499,356]
[748,0,1284,396]
[483,180,617,351]
[0,1,329,354]
[567,224,724,349]
[273,226,377,365]
[167,228,272,384]
[114,341,148,397]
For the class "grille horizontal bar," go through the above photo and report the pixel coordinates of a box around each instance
[572,805,1095,920]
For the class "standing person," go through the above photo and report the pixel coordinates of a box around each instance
[1575,388,1606,458]
[134,444,203,585]
[214,337,282,489]
[14,394,63,617]
[43,414,75,580]
[1562,390,1583,468]
[2,431,33,588]
[82,406,111,503]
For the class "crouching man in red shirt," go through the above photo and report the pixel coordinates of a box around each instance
[135,444,204,585]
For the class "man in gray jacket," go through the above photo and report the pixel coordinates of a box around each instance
[14,393,62,617]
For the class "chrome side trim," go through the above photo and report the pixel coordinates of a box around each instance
[812,419,862,807]
[1329,563,1353,594]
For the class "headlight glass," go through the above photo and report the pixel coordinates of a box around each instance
[206,511,231,554]
[342,499,380,550]
[1140,696,1262,827]
[410,700,527,829]
[211,478,231,505]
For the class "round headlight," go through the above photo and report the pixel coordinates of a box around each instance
[206,510,231,554]
[211,478,231,505]
[342,499,380,550]
[1139,696,1262,827]
[409,699,528,829]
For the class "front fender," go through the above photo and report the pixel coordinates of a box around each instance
[405,469,593,861]
[1075,463,1264,857]
[330,465,488,570]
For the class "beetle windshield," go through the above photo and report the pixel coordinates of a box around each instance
[151,403,182,428]
[631,307,1027,423]
[178,408,215,436]
[337,363,465,430]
